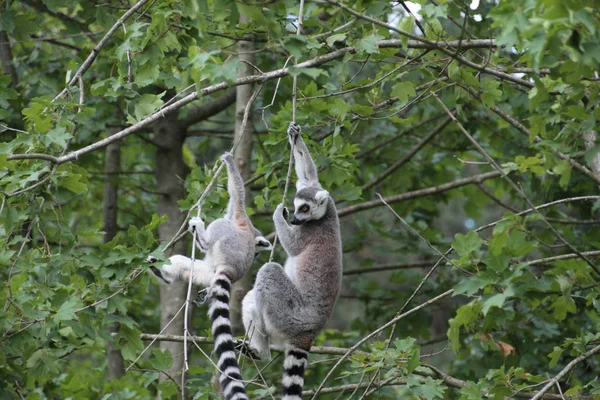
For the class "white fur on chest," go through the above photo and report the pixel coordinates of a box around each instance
[284,256,299,287]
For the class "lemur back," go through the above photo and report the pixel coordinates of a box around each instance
[148,152,272,400]
[242,123,343,399]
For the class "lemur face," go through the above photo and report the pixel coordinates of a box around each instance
[291,187,329,225]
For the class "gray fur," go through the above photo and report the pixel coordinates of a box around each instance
[148,152,272,400]
[242,123,342,398]
[148,152,272,286]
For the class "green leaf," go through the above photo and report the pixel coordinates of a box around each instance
[448,302,481,352]
[157,381,178,399]
[548,346,564,367]
[326,33,347,47]
[133,93,165,122]
[481,79,502,107]
[151,348,173,371]
[115,325,144,361]
[237,3,267,23]
[54,297,79,323]
[44,127,71,149]
[60,173,88,194]
[356,35,384,54]
[452,231,483,257]
[482,293,507,315]
[391,81,416,103]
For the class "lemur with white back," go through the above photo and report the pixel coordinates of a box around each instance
[148,152,271,400]
[242,123,343,400]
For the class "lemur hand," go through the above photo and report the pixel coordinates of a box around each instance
[275,204,289,221]
[287,122,301,146]
[188,216,205,233]
[221,152,234,164]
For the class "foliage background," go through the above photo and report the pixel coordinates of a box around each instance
[1,0,599,399]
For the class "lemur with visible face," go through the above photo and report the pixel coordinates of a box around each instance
[148,152,271,400]
[242,123,343,400]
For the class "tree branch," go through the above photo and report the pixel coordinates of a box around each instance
[454,81,600,186]
[339,170,503,218]
[20,0,92,35]
[309,289,454,399]
[530,344,600,400]
[138,333,369,356]
[180,88,237,130]
[344,260,436,275]
[8,38,498,168]
[433,93,600,277]
[52,0,151,103]
[362,115,453,191]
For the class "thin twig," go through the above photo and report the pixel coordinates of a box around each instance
[530,344,600,400]
[52,0,150,103]
[309,289,453,399]
[433,93,600,277]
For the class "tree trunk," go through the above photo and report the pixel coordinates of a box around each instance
[154,113,189,391]
[0,30,19,91]
[229,17,256,336]
[103,126,125,380]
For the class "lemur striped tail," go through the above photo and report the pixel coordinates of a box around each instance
[208,274,248,400]
[282,347,309,400]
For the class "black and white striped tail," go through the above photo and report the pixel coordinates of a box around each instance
[209,274,248,400]
[282,347,309,400]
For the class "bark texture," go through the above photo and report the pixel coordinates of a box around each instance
[0,30,19,91]
[229,20,256,336]
[154,113,189,388]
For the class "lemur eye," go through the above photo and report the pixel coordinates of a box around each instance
[300,205,310,213]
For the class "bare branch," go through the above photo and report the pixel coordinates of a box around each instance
[433,93,600,277]
[8,38,496,168]
[339,170,503,217]
[362,116,453,191]
[344,260,436,275]
[52,0,151,103]
[138,333,369,356]
[531,344,600,400]
[454,81,600,186]
[309,289,453,399]
[20,0,92,34]
[180,88,237,130]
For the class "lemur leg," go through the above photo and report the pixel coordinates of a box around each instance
[253,263,308,342]
[287,122,321,189]
[153,255,215,287]
[242,290,271,360]
[221,152,248,223]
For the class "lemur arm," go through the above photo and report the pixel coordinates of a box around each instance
[189,217,209,252]
[288,123,321,190]
[273,204,301,256]
[221,152,247,221]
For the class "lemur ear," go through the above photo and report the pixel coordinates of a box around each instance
[146,255,158,263]
[315,190,329,205]
[255,236,273,251]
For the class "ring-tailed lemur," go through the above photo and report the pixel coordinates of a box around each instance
[148,226,271,286]
[241,123,343,400]
[148,152,272,400]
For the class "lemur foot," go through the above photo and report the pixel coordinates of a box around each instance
[194,288,209,305]
[234,339,263,360]
[287,122,301,145]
